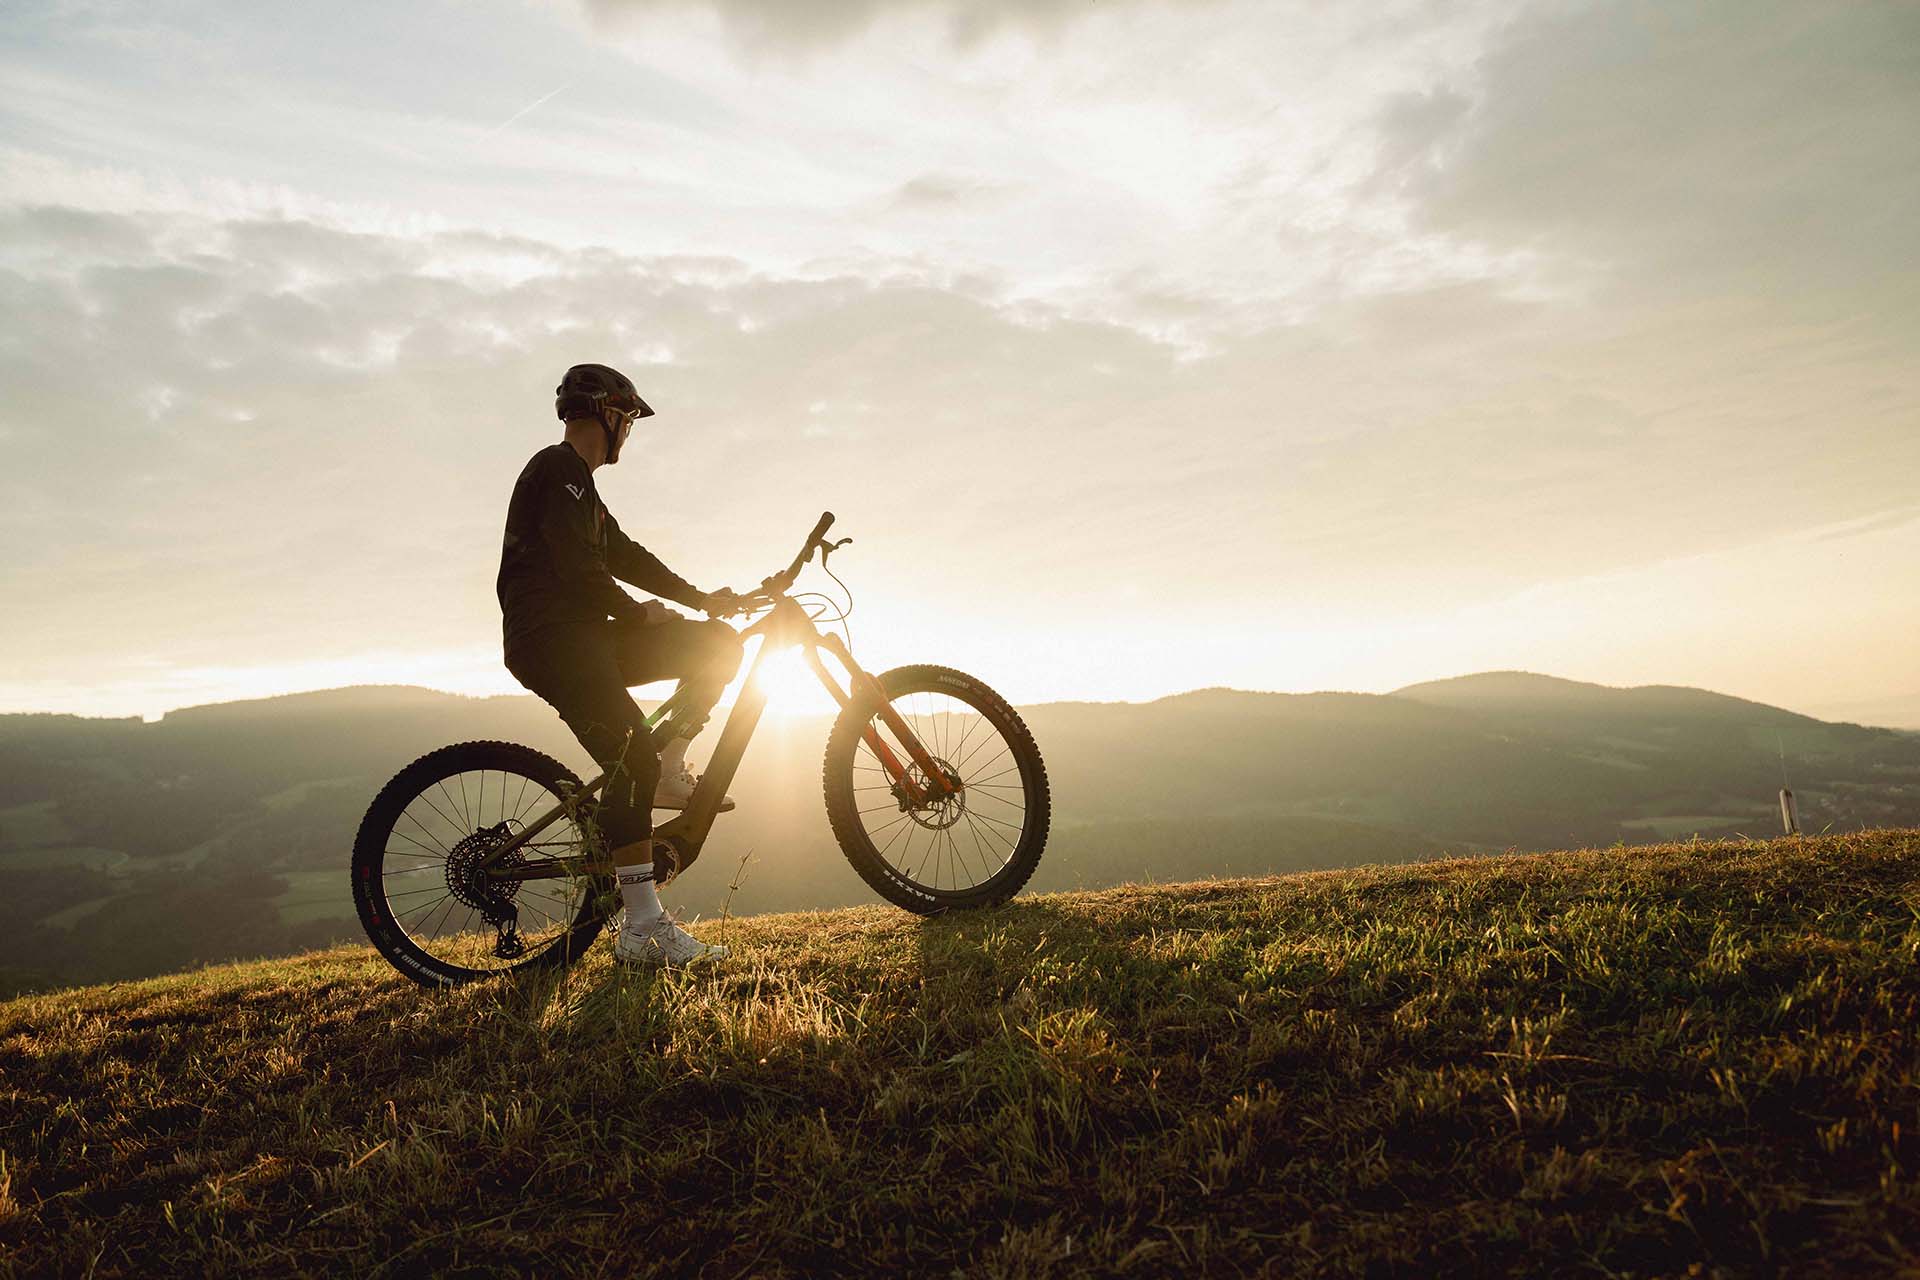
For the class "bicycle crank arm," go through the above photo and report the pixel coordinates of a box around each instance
[638,827,699,886]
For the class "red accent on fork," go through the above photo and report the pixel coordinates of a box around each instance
[853,672,957,801]
[805,624,955,805]
[862,727,925,804]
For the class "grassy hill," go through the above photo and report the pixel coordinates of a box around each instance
[6,675,1920,990]
[5,830,1919,1276]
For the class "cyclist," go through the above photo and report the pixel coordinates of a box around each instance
[496,363,741,968]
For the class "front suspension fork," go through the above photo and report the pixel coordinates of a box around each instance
[804,634,958,807]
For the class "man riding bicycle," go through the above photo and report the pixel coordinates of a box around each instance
[496,363,739,969]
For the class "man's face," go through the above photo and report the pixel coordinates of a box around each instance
[606,405,638,462]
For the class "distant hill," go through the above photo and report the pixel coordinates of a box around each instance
[1026,674,1918,847]
[2,673,1918,992]
[1804,689,1920,731]
[156,683,483,722]
[6,831,1918,1276]
[1393,670,1816,723]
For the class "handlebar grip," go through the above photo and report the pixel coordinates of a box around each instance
[769,512,840,591]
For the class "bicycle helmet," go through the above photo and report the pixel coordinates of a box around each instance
[555,363,653,464]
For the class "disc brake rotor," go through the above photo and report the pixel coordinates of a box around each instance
[899,756,967,830]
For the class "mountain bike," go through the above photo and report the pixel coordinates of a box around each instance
[351,513,1051,987]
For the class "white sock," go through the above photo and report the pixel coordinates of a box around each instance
[659,735,690,777]
[618,863,663,929]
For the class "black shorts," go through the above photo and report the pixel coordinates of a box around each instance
[504,614,743,848]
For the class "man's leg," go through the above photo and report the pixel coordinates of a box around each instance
[613,614,745,736]
[507,625,731,968]
[505,626,661,902]
[611,614,746,801]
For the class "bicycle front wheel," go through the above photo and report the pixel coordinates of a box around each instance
[824,664,1050,914]
[351,740,612,987]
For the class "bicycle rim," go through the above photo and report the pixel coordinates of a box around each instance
[356,744,606,983]
[838,675,1043,901]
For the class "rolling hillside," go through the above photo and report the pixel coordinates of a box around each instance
[3,673,1917,992]
[4,831,1917,1276]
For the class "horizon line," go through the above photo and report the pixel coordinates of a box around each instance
[0,669,1886,728]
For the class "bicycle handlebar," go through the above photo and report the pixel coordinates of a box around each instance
[800,511,835,562]
[701,513,839,618]
[758,511,836,597]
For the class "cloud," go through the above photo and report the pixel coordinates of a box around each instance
[3,2,1917,713]
[4,192,1913,706]
[578,0,1227,53]
[889,172,1011,210]
[1380,0,1920,307]
[0,205,1203,687]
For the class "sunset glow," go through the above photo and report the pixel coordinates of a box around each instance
[1,1,1915,726]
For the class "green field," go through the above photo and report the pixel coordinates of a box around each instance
[272,869,359,925]
[256,777,364,813]
[0,800,75,848]
[0,845,130,874]
[38,893,122,930]
[3,830,1919,1276]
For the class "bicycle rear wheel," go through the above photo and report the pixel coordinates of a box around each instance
[823,664,1050,914]
[352,740,612,987]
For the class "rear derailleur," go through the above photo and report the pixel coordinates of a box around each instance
[446,821,527,959]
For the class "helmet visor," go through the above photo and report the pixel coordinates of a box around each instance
[614,391,655,419]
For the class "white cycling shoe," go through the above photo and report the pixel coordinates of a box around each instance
[653,763,736,812]
[613,909,730,969]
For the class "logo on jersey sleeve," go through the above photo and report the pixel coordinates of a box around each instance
[565,483,584,500]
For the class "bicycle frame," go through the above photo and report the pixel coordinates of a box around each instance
[477,588,960,884]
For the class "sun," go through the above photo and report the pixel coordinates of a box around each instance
[741,644,844,717]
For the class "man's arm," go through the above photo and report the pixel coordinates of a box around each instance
[604,511,708,610]
[533,459,648,622]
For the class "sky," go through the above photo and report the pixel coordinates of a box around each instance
[1,0,1916,724]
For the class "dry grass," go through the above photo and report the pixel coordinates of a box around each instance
[5,831,1920,1276]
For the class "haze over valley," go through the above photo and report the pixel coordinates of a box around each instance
[5,671,1916,993]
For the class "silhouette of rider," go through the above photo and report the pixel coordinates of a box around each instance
[496,363,737,966]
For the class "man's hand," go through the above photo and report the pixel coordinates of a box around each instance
[632,599,681,626]
[701,587,745,617]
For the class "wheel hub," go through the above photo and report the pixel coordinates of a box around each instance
[899,756,966,829]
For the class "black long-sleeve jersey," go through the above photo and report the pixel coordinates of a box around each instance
[496,441,704,656]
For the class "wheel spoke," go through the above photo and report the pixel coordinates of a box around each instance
[951,736,1009,777]
[451,774,472,832]
[392,818,452,857]
[835,681,1044,900]
[364,762,606,980]
[416,787,464,839]
[963,805,1016,849]
[971,809,1026,836]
